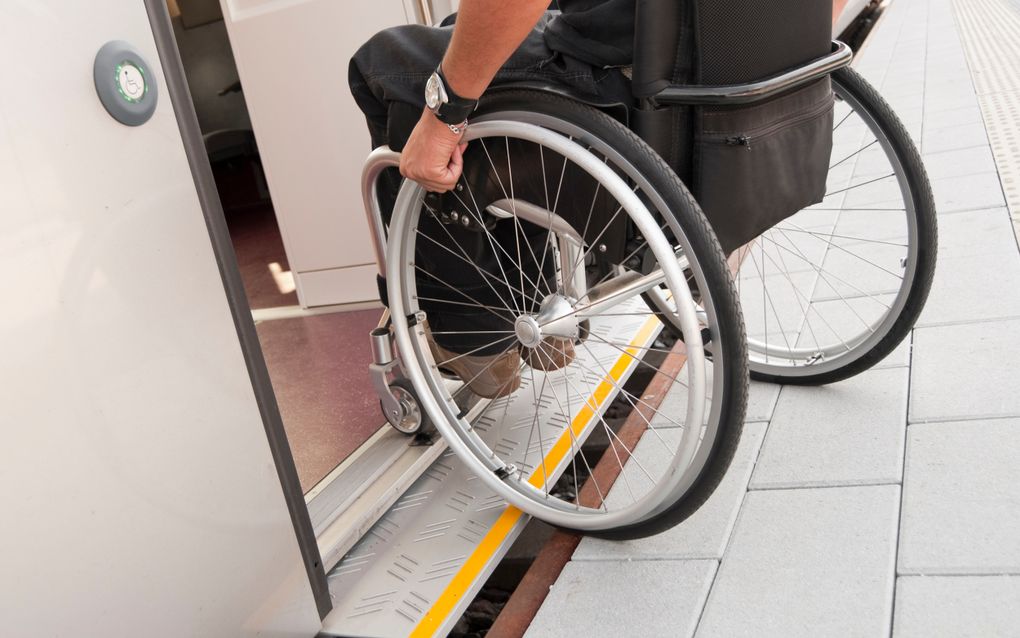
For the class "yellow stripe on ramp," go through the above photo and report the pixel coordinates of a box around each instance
[411,314,661,637]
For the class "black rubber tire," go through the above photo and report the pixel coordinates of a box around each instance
[749,66,938,386]
[475,89,749,540]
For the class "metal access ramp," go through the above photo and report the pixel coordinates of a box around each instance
[319,302,665,638]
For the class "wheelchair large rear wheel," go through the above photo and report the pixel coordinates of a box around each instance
[386,91,747,539]
[738,66,937,384]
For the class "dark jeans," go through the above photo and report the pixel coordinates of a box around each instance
[348,14,631,354]
[348,13,629,151]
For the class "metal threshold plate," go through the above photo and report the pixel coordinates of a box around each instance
[320,301,667,637]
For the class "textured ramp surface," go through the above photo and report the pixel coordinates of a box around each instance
[320,302,668,638]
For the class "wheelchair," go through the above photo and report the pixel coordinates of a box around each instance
[360,1,937,540]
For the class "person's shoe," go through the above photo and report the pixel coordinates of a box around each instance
[424,323,522,399]
[523,337,576,371]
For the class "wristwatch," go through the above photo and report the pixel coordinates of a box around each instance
[425,65,477,133]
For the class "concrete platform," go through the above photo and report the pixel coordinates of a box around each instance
[531,0,1020,634]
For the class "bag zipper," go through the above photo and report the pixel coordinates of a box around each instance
[708,97,833,152]
[726,135,752,150]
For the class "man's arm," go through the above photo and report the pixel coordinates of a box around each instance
[399,0,550,193]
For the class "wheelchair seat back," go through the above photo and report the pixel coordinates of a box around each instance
[632,0,835,253]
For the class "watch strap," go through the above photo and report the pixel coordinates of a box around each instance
[433,65,478,125]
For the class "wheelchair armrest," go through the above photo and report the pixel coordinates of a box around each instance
[486,82,632,125]
[652,41,853,106]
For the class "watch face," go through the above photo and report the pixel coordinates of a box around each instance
[425,73,441,110]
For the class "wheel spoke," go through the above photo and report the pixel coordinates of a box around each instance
[525,364,553,496]
[432,334,518,369]
[750,241,795,356]
[575,339,686,445]
[452,174,547,303]
[415,224,542,311]
[774,225,907,248]
[778,221,905,280]
[829,138,879,170]
[749,235,855,354]
[544,348,659,491]
[544,335,691,431]
[832,108,854,132]
[762,230,824,353]
[414,267,518,325]
[824,172,897,198]
[583,329,694,406]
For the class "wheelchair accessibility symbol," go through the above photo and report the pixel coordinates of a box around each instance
[116,62,146,103]
[94,41,157,126]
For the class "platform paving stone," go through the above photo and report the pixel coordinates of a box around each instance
[910,319,1020,423]
[923,75,979,95]
[893,576,1020,637]
[573,422,767,561]
[916,232,1020,326]
[749,367,908,489]
[887,94,925,120]
[898,419,1020,575]
[922,82,975,107]
[744,381,781,423]
[922,104,985,131]
[930,171,1008,214]
[880,78,925,98]
[695,485,900,638]
[922,145,999,181]
[524,559,717,638]
[923,88,984,114]
[656,379,781,427]
[932,207,1018,260]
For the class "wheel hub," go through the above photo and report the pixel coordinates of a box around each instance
[387,385,422,434]
[514,316,543,348]
[514,294,579,348]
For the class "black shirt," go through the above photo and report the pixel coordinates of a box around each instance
[544,0,636,67]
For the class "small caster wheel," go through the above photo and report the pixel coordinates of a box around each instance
[381,378,431,436]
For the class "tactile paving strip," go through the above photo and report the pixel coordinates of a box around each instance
[953,0,1020,238]
[320,300,665,638]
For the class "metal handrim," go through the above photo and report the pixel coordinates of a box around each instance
[387,120,716,530]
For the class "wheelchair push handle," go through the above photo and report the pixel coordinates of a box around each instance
[653,41,853,106]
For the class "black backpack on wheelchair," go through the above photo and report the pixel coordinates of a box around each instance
[629,0,835,253]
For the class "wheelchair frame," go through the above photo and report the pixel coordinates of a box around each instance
[362,40,854,424]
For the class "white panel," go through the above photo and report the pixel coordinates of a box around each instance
[0,2,320,636]
[295,264,380,308]
[432,0,460,21]
[220,0,412,306]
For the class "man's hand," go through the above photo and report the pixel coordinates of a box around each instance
[399,0,547,192]
[400,108,469,193]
